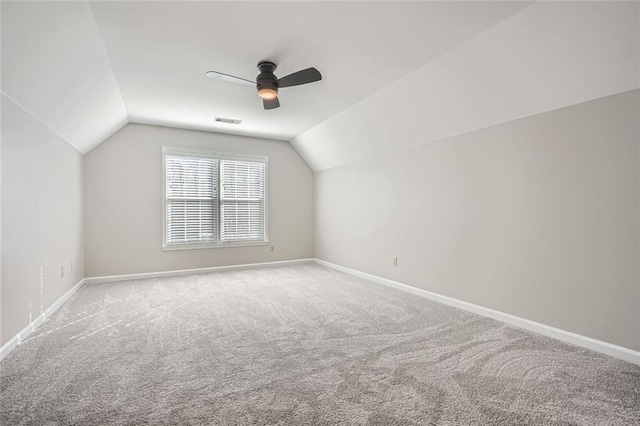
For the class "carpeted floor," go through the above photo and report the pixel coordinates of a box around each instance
[1,264,639,425]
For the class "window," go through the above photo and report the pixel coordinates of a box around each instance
[163,147,267,249]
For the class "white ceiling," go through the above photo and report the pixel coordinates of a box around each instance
[293,1,640,170]
[2,1,635,168]
[1,1,128,154]
[1,1,529,154]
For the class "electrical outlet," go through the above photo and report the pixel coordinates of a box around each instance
[61,266,65,277]
[392,256,398,267]
[270,244,275,252]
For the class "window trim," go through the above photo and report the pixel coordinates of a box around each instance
[162,146,269,251]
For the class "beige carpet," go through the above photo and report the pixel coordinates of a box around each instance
[1,264,639,425]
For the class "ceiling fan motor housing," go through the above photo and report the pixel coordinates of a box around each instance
[256,61,279,95]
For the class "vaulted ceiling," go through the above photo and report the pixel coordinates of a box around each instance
[2,1,638,171]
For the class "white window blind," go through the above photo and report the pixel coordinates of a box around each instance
[163,148,267,249]
[220,159,266,242]
[165,154,218,245]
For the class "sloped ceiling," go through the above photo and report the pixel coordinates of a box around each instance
[1,2,128,154]
[1,1,529,154]
[1,1,636,166]
[292,1,640,171]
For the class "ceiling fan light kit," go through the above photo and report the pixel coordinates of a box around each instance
[206,60,322,110]
[258,87,278,100]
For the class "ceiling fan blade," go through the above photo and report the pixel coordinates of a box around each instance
[205,70,255,86]
[263,97,280,110]
[277,67,322,88]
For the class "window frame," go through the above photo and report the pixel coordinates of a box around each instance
[162,146,269,251]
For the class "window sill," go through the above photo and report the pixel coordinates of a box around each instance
[162,241,269,251]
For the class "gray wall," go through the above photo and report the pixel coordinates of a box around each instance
[84,124,314,277]
[315,90,640,351]
[1,94,85,346]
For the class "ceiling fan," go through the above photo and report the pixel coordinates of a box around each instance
[206,61,322,110]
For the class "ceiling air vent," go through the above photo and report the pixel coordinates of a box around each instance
[214,117,242,125]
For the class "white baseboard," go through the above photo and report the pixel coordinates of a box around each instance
[314,258,640,366]
[84,258,315,285]
[0,278,86,362]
